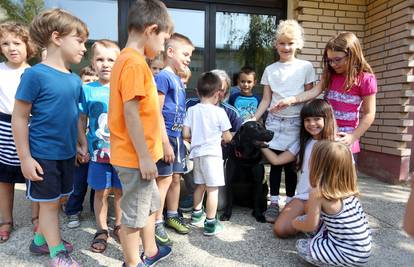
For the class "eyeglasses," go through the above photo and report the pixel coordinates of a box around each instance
[325,55,347,65]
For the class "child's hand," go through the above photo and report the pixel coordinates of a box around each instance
[139,156,158,180]
[269,96,295,113]
[336,132,356,146]
[162,142,175,164]
[21,157,43,181]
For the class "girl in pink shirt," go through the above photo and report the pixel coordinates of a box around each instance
[272,32,377,154]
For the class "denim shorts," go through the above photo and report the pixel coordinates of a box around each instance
[87,161,122,190]
[156,135,187,176]
[265,114,301,151]
[26,157,75,202]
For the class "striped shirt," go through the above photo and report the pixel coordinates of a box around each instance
[0,113,20,166]
[310,196,372,266]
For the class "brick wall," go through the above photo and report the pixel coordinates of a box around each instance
[293,0,414,182]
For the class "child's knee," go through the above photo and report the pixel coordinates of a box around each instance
[273,219,290,239]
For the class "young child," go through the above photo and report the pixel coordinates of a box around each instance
[253,20,315,223]
[228,66,260,121]
[261,99,336,238]
[154,33,194,244]
[148,55,164,76]
[272,32,377,156]
[179,66,191,88]
[0,21,39,243]
[12,9,88,266]
[293,140,372,266]
[65,65,97,229]
[182,72,232,236]
[80,65,98,83]
[108,0,173,266]
[79,39,122,253]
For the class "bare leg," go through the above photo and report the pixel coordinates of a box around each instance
[155,176,172,221]
[113,188,123,226]
[205,186,218,219]
[273,198,306,238]
[120,225,142,267]
[0,182,14,241]
[92,189,110,251]
[31,202,40,233]
[141,212,158,257]
[166,174,181,212]
[193,184,205,211]
[39,200,61,247]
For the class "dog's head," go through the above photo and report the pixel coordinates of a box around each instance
[235,121,274,148]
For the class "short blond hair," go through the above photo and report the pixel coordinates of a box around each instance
[309,141,359,200]
[30,8,89,48]
[274,19,304,50]
[0,21,37,59]
[91,39,120,58]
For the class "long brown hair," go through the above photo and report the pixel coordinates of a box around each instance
[297,99,336,171]
[320,32,373,92]
[309,140,359,200]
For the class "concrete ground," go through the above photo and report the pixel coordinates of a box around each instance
[0,173,414,266]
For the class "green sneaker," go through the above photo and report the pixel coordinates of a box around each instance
[204,219,224,236]
[190,210,206,226]
[165,216,190,234]
[155,223,172,246]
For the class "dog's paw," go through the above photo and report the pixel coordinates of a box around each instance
[252,211,266,223]
[220,214,231,221]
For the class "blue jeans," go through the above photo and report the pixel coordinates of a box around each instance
[65,162,94,215]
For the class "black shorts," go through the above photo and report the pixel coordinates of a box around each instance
[0,162,25,184]
[26,157,75,202]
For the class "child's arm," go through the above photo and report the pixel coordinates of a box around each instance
[337,94,376,146]
[261,148,295,165]
[253,85,272,120]
[222,130,232,143]
[292,188,322,232]
[270,82,323,113]
[11,100,44,181]
[182,125,191,142]
[76,114,89,164]
[404,180,414,237]
[158,93,175,164]
[124,98,158,180]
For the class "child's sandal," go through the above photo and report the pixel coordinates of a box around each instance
[0,221,13,243]
[31,217,39,233]
[90,229,109,253]
[112,225,121,243]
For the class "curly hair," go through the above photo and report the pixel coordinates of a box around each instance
[0,21,37,60]
[274,19,304,50]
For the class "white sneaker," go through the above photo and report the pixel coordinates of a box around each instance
[67,214,81,228]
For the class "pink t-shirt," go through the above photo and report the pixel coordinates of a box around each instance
[325,72,377,153]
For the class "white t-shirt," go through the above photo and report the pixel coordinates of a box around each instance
[261,59,315,117]
[288,138,318,200]
[184,103,231,158]
[0,62,29,114]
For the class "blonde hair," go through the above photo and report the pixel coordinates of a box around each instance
[178,66,191,81]
[274,19,304,50]
[91,39,120,58]
[309,140,359,200]
[30,8,89,48]
[0,21,37,59]
[321,32,373,92]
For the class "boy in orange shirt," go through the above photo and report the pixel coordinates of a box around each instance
[108,0,173,266]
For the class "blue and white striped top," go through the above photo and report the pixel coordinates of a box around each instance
[310,196,372,266]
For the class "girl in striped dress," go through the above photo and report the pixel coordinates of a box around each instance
[0,22,38,242]
[293,140,371,266]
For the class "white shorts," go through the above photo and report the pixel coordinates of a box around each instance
[192,156,225,187]
[265,114,301,151]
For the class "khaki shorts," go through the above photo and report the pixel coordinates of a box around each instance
[193,156,225,187]
[114,166,160,228]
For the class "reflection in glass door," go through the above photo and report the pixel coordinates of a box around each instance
[215,12,278,92]
[168,8,205,92]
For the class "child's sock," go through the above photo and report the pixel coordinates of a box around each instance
[34,232,46,246]
[206,217,215,223]
[286,196,293,204]
[49,243,65,258]
[166,210,178,218]
[270,195,279,204]
[192,209,202,215]
[155,219,164,225]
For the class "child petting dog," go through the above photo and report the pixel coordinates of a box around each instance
[183,72,232,236]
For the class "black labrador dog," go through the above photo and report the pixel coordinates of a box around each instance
[220,121,274,223]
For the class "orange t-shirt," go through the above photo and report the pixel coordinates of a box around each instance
[109,48,163,168]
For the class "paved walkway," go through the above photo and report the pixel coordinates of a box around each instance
[1,173,414,266]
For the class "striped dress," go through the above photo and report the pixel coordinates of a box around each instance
[310,196,372,266]
[0,113,20,166]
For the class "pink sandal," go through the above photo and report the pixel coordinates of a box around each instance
[0,221,13,243]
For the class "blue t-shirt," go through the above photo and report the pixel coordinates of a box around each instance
[228,93,260,121]
[155,69,186,137]
[15,64,83,160]
[80,81,111,163]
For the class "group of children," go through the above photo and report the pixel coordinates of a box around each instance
[2,0,413,266]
